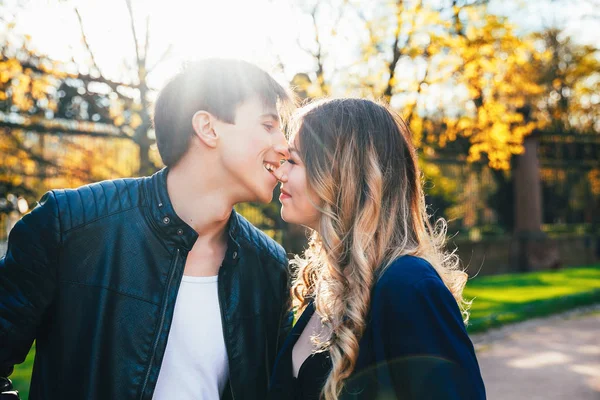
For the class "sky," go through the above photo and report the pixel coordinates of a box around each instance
[2,0,314,88]
[489,0,597,41]
[1,0,597,94]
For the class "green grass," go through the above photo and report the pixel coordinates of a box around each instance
[10,343,35,399]
[465,265,600,333]
[8,265,600,398]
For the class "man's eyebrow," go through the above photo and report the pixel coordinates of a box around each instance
[259,113,280,121]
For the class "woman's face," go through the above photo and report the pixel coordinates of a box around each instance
[275,135,322,230]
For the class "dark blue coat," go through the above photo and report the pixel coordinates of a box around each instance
[270,255,486,399]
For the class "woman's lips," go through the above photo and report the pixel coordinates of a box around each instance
[279,189,291,200]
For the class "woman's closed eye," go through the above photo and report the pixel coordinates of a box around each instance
[280,158,297,165]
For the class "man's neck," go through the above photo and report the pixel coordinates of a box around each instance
[166,162,234,244]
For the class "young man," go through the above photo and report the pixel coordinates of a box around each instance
[0,59,293,400]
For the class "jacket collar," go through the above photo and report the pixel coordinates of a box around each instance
[145,168,241,261]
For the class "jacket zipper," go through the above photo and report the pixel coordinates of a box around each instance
[218,263,236,400]
[139,248,181,399]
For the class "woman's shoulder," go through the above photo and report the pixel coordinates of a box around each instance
[376,255,442,289]
[371,255,458,319]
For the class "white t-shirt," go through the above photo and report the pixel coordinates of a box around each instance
[153,275,229,400]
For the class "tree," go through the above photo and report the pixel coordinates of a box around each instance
[74,0,172,175]
[0,29,142,203]
[529,28,600,134]
[286,1,538,220]
[0,0,183,198]
[282,0,599,268]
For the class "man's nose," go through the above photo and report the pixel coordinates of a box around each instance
[273,129,290,160]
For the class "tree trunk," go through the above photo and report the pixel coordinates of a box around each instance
[135,114,154,176]
[511,134,561,271]
[138,138,151,177]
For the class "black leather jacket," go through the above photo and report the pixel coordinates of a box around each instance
[0,168,292,399]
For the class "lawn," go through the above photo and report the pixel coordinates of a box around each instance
[8,343,35,399]
[8,265,600,398]
[465,265,600,332]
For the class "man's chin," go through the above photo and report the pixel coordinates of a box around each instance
[258,192,274,203]
[254,185,274,204]
[239,180,274,203]
[248,173,275,203]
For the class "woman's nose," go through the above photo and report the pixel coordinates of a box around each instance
[273,161,289,182]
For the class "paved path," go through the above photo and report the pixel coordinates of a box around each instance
[472,308,600,400]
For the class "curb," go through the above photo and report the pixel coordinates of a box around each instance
[470,303,600,349]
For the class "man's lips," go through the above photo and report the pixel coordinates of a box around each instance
[263,160,280,172]
[263,160,279,184]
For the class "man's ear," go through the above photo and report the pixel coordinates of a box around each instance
[192,111,219,148]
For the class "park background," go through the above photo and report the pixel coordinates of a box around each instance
[1,0,599,398]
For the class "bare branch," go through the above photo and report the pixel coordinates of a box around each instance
[383,1,405,102]
[296,37,317,58]
[125,0,142,67]
[147,44,173,75]
[265,35,287,76]
[2,129,130,182]
[309,5,328,94]
[353,6,375,44]
[143,15,150,68]
[18,59,140,92]
[405,48,431,125]
[0,119,133,140]
[75,8,102,76]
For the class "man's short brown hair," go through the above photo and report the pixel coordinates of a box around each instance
[153,59,292,167]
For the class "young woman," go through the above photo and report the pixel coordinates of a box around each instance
[269,98,486,400]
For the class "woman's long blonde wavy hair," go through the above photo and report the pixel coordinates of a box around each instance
[289,98,469,400]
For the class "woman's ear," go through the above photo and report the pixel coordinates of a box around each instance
[192,110,218,148]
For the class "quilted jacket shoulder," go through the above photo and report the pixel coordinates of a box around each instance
[52,177,144,233]
[234,213,287,266]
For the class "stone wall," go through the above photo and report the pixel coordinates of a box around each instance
[452,234,599,277]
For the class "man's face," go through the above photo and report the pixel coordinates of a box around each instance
[215,96,289,203]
